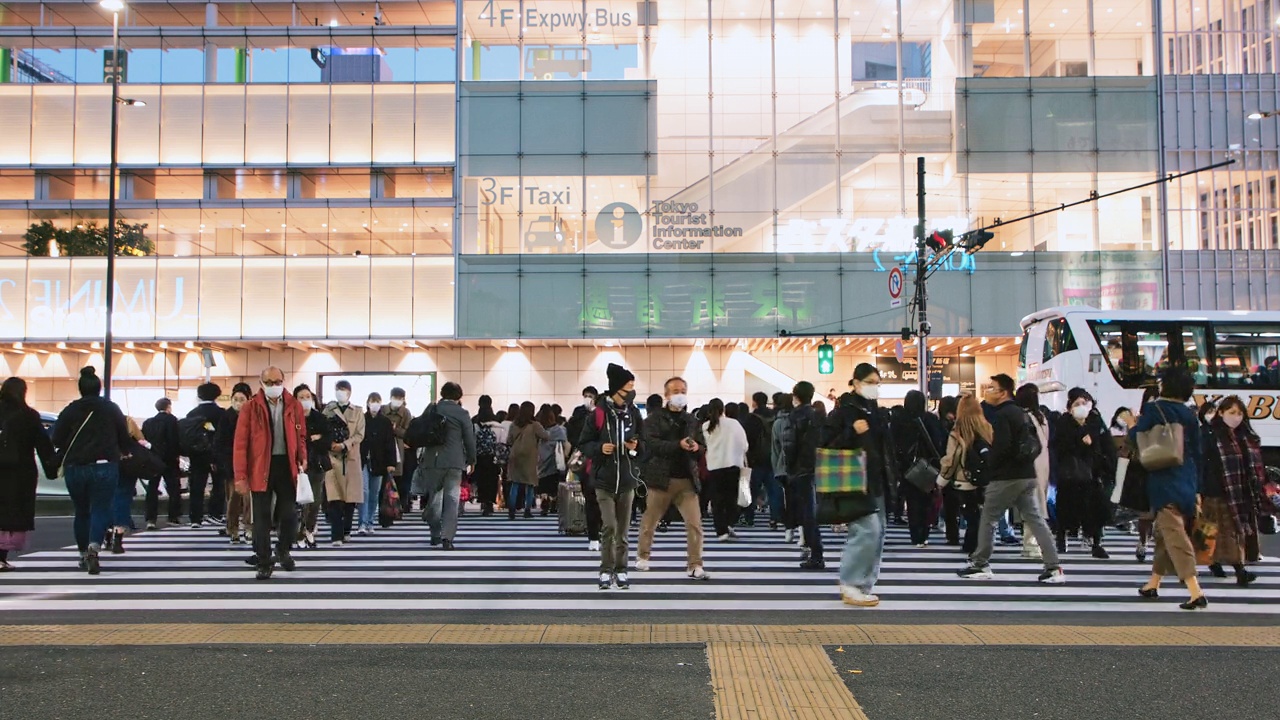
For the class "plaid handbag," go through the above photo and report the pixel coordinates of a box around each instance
[815,448,868,494]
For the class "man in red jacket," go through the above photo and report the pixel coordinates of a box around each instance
[234,366,308,580]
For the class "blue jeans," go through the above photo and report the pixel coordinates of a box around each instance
[360,467,383,528]
[65,463,118,553]
[765,471,785,525]
[112,474,135,530]
[508,482,535,512]
[838,494,886,594]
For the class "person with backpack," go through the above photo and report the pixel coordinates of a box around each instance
[937,394,990,555]
[636,376,709,580]
[1053,388,1115,559]
[141,398,181,529]
[471,396,504,516]
[0,377,58,571]
[323,380,365,546]
[233,366,308,580]
[182,382,226,529]
[578,364,645,590]
[506,401,549,520]
[958,374,1064,583]
[891,390,946,548]
[384,387,415,515]
[214,384,254,544]
[52,367,132,575]
[358,392,398,535]
[415,382,476,549]
[827,365,896,605]
[785,382,825,570]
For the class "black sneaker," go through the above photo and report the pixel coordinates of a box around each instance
[598,572,612,590]
[957,564,994,579]
[1038,567,1066,584]
[85,549,100,576]
[442,539,455,551]
[1208,563,1228,578]
[278,553,296,572]
[799,557,825,570]
[1091,545,1110,560]
[256,565,273,581]
[615,572,631,590]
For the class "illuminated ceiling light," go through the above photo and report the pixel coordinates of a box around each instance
[328,19,339,26]
[100,0,124,11]
[185,341,195,349]
[56,342,66,350]
[91,341,100,349]
[159,224,165,229]
[694,339,706,350]
[125,341,134,349]
[12,342,21,350]
[159,341,168,349]
[980,337,989,345]
[504,340,518,348]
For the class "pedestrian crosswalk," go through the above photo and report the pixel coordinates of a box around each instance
[1,513,1277,614]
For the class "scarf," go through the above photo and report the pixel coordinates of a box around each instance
[1215,426,1266,541]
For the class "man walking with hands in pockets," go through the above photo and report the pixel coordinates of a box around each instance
[234,366,309,581]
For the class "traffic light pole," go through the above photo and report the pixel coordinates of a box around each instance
[913,156,928,399]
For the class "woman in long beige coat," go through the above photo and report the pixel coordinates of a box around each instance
[323,384,365,545]
[506,401,548,519]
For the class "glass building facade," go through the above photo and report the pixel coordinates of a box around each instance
[0,0,1273,344]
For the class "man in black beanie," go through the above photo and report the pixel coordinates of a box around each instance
[578,363,645,590]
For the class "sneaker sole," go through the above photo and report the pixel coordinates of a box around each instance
[842,597,880,607]
[960,573,994,580]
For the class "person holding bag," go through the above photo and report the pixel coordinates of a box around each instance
[936,394,990,556]
[701,398,749,543]
[891,390,946,548]
[1053,388,1116,559]
[1201,395,1267,587]
[1132,369,1208,610]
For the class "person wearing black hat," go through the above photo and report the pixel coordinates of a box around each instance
[578,363,645,590]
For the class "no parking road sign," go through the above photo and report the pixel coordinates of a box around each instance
[888,266,904,309]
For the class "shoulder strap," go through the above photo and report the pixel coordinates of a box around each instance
[64,411,95,459]
[915,418,941,461]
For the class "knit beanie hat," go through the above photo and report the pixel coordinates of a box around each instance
[606,363,635,395]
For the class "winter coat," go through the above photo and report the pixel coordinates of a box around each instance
[143,411,181,466]
[301,408,333,478]
[986,400,1037,482]
[703,417,749,472]
[537,424,569,479]
[322,402,366,503]
[185,402,227,459]
[418,400,477,472]
[578,400,646,495]
[642,407,705,492]
[53,396,132,467]
[1053,410,1116,532]
[508,421,549,486]
[0,401,57,533]
[938,431,979,491]
[232,390,308,494]
[362,411,399,478]
[825,393,897,498]
[382,404,413,476]
[1130,399,1202,518]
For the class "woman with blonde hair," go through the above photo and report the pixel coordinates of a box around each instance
[937,394,993,555]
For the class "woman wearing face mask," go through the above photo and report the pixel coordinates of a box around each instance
[292,385,331,549]
[1053,388,1116,559]
[536,404,569,516]
[827,364,895,607]
[323,381,365,546]
[359,392,397,535]
[701,398,749,542]
[215,383,254,544]
[1200,395,1267,586]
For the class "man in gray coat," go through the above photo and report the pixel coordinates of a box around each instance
[415,382,476,550]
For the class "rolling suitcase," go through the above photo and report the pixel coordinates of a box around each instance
[558,478,588,536]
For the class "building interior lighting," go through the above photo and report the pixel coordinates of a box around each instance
[99,0,124,11]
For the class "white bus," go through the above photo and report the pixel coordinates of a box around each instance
[1019,306,1280,465]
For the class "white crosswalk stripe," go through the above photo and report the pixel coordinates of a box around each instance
[1,514,1276,614]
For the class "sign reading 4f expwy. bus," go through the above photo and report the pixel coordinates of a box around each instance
[477,0,633,29]
[1198,393,1280,421]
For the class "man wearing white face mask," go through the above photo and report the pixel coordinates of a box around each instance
[635,377,709,580]
[383,387,415,514]
[233,367,308,580]
[323,380,366,545]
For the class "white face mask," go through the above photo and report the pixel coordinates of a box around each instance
[583,397,595,410]
[335,390,351,404]
[1072,404,1091,421]
[301,399,315,412]
[390,399,404,409]
[368,403,382,415]
[230,398,246,412]
[264,385,284,400]
[667,393,689,411]
[858,384,879,401]
[1223,414,1244,429]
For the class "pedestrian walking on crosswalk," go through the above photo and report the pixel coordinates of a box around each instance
[636,377,709,581]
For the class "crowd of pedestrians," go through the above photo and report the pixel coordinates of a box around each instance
[0,361,1272,611]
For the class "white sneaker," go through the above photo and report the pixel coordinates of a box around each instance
[635,558,651,572]
[796,533,805,547]
[1038,568,1067,585]
[783,528,795,543]
[368,526,377,534]
[841,586,880,607]
[356,527,368,536]
[332,540,343,547]
[588,540,601,552]
[717,533,732,542]
[689,566,709,581]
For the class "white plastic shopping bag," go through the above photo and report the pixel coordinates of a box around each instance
[296,471,315,504]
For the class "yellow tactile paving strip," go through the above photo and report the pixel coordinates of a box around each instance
[708,642,869,720]
[2,623,1276,647]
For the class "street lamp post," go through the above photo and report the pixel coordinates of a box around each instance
[102,0,124,399]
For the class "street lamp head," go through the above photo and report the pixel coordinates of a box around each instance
[1248,112,1265,121]
[118,98,146,106]
[100,0,124,11]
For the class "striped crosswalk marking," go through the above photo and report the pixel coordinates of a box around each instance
[1,515,1275,613]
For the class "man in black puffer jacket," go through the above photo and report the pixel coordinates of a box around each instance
[636,377,709,581]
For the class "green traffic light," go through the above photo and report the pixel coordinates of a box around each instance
[818,342,834,375]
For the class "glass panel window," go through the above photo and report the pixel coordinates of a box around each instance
[1212,324,1280,388]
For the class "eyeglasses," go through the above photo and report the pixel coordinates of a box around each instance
[262,379,284,387]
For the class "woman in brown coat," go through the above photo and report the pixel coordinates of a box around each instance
[506,401,548,519]
[323,381,366,545]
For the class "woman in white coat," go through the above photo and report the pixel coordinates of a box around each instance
[1016,384,1051,560]
[702,398,749,542]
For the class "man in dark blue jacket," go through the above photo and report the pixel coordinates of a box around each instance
[578,364,644,591]
[958,374,1064,584]
[185,382,226,528]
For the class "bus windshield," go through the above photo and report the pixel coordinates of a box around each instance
[1087,320,1211,390]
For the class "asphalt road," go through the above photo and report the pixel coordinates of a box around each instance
[0,645,715,720]
[829,646,1279,720]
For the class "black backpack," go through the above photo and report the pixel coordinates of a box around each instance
[406,404,448,448]
[964,436,992,487]
[177,416,214,457]
[1017,411,1044,463]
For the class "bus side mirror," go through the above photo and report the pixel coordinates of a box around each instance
[1089,354,1104,374]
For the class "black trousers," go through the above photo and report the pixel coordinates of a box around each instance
[942,486,962,544]
[957,488,983,555]
[208,462,226,519]
[145,464,181,523]
[326,501,356,543]
[903,483,934,545]
[473,459,501,508]
[793,473,824,561]
[582,481,602,542]
[709,467,742,537]
[397,450,418,512]
[252,455,297,567]
[188,455,213,522]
